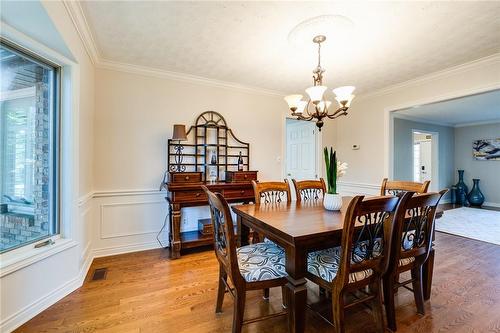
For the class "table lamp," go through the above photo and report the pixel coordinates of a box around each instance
[170,124,187,172]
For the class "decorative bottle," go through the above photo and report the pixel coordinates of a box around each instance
[467,179,485,207]
[237,151,244,171]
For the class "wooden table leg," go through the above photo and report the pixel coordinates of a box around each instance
[171,203,182,259]
[422,247,435,300]
[285,247,308,333]
[237,215,250,247]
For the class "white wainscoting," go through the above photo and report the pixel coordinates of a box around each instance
[0,193,95,333]
[338,181,381,196]
[92,190,168,257]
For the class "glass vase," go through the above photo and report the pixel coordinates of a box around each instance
[455,170,468,205]
[467,179,485,207]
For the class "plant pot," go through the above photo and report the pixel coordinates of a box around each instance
[467,178,485,207]
[323,193,342,211]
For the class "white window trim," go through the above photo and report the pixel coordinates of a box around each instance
[0,22,80,276]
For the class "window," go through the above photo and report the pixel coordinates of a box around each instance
[0,40,60,253]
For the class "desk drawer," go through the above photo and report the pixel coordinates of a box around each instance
[224,188,254,199]
[174,190,207,202]
[226,171,258,183]
[170,172,203,183]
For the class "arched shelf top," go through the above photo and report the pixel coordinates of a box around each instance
[195,111,227,128]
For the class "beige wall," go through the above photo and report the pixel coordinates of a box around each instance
[94,68,307,190]
[43,1,95,197]
[334,56,500,187]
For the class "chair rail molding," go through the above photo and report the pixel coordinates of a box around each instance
[337,181,381,196]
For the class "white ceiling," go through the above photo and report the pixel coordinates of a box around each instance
[80,1,500,94]
[395,89,500,127]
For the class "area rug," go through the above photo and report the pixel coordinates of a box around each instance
[435,207,500,246]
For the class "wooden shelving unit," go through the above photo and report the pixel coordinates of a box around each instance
[167,111,250,182]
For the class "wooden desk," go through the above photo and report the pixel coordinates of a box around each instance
[166,181,254,258]
[232,198,437,333]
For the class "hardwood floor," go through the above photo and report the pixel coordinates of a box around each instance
[15,232,500,333]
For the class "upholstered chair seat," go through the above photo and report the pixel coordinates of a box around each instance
[307,246,373,283]
[237,242,287,282]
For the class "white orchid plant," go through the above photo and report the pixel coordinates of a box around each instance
[324,147,348,194]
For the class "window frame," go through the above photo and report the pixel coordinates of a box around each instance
[0,38,62,253]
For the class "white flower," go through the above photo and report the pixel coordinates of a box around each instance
[337,161,348,178]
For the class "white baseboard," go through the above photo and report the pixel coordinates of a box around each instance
[1,249,94,333]
[92,240,167,259]
[484,201,500,208]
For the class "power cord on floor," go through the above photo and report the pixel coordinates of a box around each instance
[157,199,171,248]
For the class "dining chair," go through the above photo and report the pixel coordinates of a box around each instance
[252,180,291,204]
[383,189,447,332]
[306,194,407,333]
[251,180,291,298]
[292,178,326,202]
[380,178,430,196]
[202,186,288,333]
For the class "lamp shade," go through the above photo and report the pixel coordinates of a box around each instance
[332,86,355,106]
[172,124,187,141]
[305,85,327,103]
[284,94,303,111]
[295,101,308,114]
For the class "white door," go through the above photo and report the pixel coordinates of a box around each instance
[419,140,432,182]
[286,119,317,181]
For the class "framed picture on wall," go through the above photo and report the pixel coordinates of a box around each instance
[472,138,500,160]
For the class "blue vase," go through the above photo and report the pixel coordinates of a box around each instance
[450,186,457,204]
[455,170,468,205]
[467,179,485,207]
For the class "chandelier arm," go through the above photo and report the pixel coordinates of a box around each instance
[326,111,348,120]
[304,100,314,117]
[327,107,348,117]
[298,114,314,121]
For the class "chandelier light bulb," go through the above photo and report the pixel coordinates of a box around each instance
[317,100,332,112]
[305,86,327,103]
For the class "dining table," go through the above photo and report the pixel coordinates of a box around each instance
[231,197,437,333]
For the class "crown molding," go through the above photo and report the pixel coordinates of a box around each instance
[96,59,286,97]
[454,119,500,128]
[63,1,498,100]
[62,0,285,97]
[358,53,500,100]
[62,0,99,64]
[393,113,453,128]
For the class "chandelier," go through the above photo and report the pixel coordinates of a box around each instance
[284,35,355,131]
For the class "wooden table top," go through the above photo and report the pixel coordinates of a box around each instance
[232,196,445,243]
[232,197,353,241]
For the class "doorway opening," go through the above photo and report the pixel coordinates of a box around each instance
[285,118,318,182]
[412,130,439,190]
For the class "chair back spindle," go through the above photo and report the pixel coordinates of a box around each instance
[335,194,406,289]
[252,180,291,204]
[292,178,326,203]
[380,178,430,196]
[392,190,447,268]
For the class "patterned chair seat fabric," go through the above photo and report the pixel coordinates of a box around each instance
[237,242,287,282]
[307,246,373,283]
